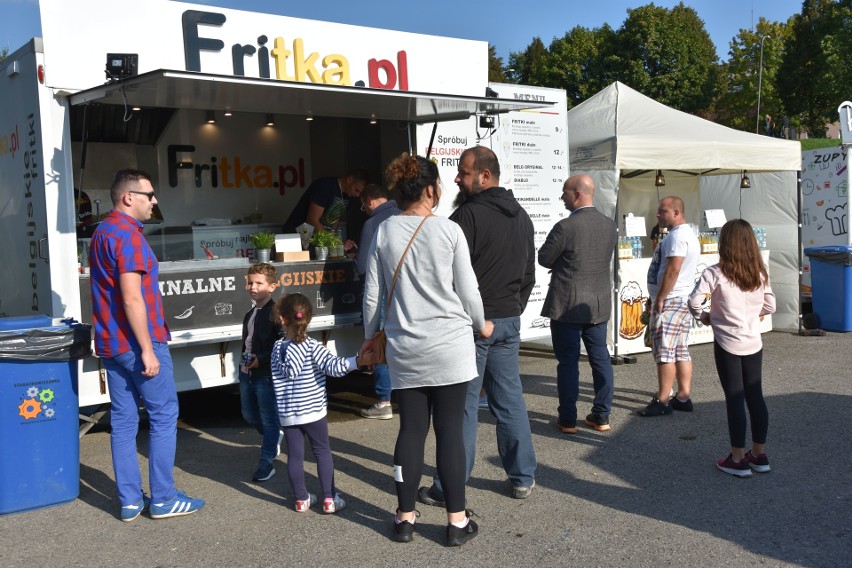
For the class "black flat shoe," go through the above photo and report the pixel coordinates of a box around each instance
[393,510,418,543]
[446,512,478,547]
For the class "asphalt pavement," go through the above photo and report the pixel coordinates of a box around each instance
[1,330,850,567]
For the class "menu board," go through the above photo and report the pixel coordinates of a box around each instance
[419,83,569,340]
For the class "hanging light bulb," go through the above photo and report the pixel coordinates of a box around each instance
[305,112,314,122]
[369,114,377,125]
[206,110,216,124]
[740,170,751,189]
[265,113,275,127]
[654,170,666,187]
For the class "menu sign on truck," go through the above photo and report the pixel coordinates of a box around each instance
[420,83,569,340]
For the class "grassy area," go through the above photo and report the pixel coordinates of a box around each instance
[800,138,842,151]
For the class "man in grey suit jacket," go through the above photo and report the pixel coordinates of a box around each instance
[538,174,617,433]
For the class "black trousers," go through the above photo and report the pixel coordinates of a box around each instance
[713,342,768,448]
[394,381,467,513]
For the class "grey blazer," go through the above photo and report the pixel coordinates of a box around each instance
[538,207,617,324]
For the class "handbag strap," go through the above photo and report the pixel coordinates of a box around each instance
[386,214,431,309]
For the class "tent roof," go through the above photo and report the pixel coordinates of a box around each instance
[567,82,801,176]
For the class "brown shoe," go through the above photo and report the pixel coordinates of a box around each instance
[584,413,611,431]
[556,420,577,434]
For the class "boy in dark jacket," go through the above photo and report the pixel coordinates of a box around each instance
[240,263,283,482]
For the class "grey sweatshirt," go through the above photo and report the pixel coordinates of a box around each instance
[363,214,485,389]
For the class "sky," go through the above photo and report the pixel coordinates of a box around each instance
[1,0,803,62]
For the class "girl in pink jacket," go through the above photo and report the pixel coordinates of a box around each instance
[688,219,776,477]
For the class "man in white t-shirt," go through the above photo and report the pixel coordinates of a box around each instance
[639,196,700,417]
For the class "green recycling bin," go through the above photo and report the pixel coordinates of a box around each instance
[0,315,91,515]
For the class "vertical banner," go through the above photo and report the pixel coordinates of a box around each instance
[800,148,850,294]
[418,84,569,340]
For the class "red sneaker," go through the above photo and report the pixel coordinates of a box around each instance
[745,450,771,473]
[716,454,753,477]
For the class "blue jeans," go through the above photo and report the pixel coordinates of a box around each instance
[374,364,391,402]
[550,319,614,423]
[433,316,536,494]
[239,371,281,461]
[103,342,178,506]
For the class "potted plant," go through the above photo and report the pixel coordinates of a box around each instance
[249,231,276,263]
[309,230,340,261]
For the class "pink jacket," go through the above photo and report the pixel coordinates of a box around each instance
[687,265,776,355]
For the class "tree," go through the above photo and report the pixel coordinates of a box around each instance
[821,0,852,121]
[508,37,549,86]
[609,2,719,113]
[545,24,618,108]
[487,44,507,82]
[714,18,791,132]
[0,47,8,63]
[777,0,840,135]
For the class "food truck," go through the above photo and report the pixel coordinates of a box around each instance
[0,0,565,408]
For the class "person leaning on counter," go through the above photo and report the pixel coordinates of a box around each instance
[282,168,369,234]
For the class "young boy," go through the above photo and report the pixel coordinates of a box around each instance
[240,263,283,482]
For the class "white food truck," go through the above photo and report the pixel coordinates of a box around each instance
[0,0,567,409]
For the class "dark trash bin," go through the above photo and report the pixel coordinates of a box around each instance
[0,315,92,515]
[804,246,852,332]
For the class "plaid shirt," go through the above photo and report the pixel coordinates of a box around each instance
[90,210,170,357]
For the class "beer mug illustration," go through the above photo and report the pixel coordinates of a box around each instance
[619,281,647,340]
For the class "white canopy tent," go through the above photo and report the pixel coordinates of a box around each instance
[567,81,802,330]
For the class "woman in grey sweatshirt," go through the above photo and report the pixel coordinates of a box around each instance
[362,153,490,547]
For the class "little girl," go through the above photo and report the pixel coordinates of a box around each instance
[688,219,776,478]
[271,293,373,512]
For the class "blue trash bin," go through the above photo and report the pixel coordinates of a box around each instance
[804,245,852,332]
[0,315,92,515]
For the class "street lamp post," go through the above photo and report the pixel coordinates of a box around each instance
[755,35,770,134]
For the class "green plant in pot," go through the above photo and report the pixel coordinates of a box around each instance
[249,232,276,263]
[309,230,340,260]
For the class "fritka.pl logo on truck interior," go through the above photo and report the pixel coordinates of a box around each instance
[167,145,305,193]
[183,10,409,90]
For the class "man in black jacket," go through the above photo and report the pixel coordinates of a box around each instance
[419,146,537,504]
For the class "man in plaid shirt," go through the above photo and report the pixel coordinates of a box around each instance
[90,169,204,521]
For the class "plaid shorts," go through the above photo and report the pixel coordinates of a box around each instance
[651,296,692,364]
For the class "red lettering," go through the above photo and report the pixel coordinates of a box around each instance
[368,58,397,90]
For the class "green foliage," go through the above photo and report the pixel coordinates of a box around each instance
[508,37,549,86]
[714,18,791,132]
[0,47,8,63]
[611,3,718,113]
[544,24,618,108]
[778,0,845,135]
[801,138,841,150]
[248,232,276,249]
[309,230,341,248]
[487,44,507,82]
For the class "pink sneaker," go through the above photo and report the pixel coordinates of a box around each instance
[745,450,771,473]
[294,493,316,512]
[716,454,753,478]
[323,494,346,514]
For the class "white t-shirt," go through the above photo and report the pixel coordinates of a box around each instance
[647,223,700,300]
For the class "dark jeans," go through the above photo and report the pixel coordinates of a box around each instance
[238,372,280,461]
[714,343,767,448]
[550,319,614,423]
[432,316,537,496]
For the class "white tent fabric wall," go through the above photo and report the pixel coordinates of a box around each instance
[701,171,800,330]
[568,81,803,336]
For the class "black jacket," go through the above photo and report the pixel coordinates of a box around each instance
[450,186,535,319]
[240,300,281,377]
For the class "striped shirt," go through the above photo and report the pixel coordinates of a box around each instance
[271,337,356,426]
[90,210,170,357]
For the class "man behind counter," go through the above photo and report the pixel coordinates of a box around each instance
[282,168,369,235]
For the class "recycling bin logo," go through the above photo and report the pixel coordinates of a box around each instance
[17,385,57,421]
